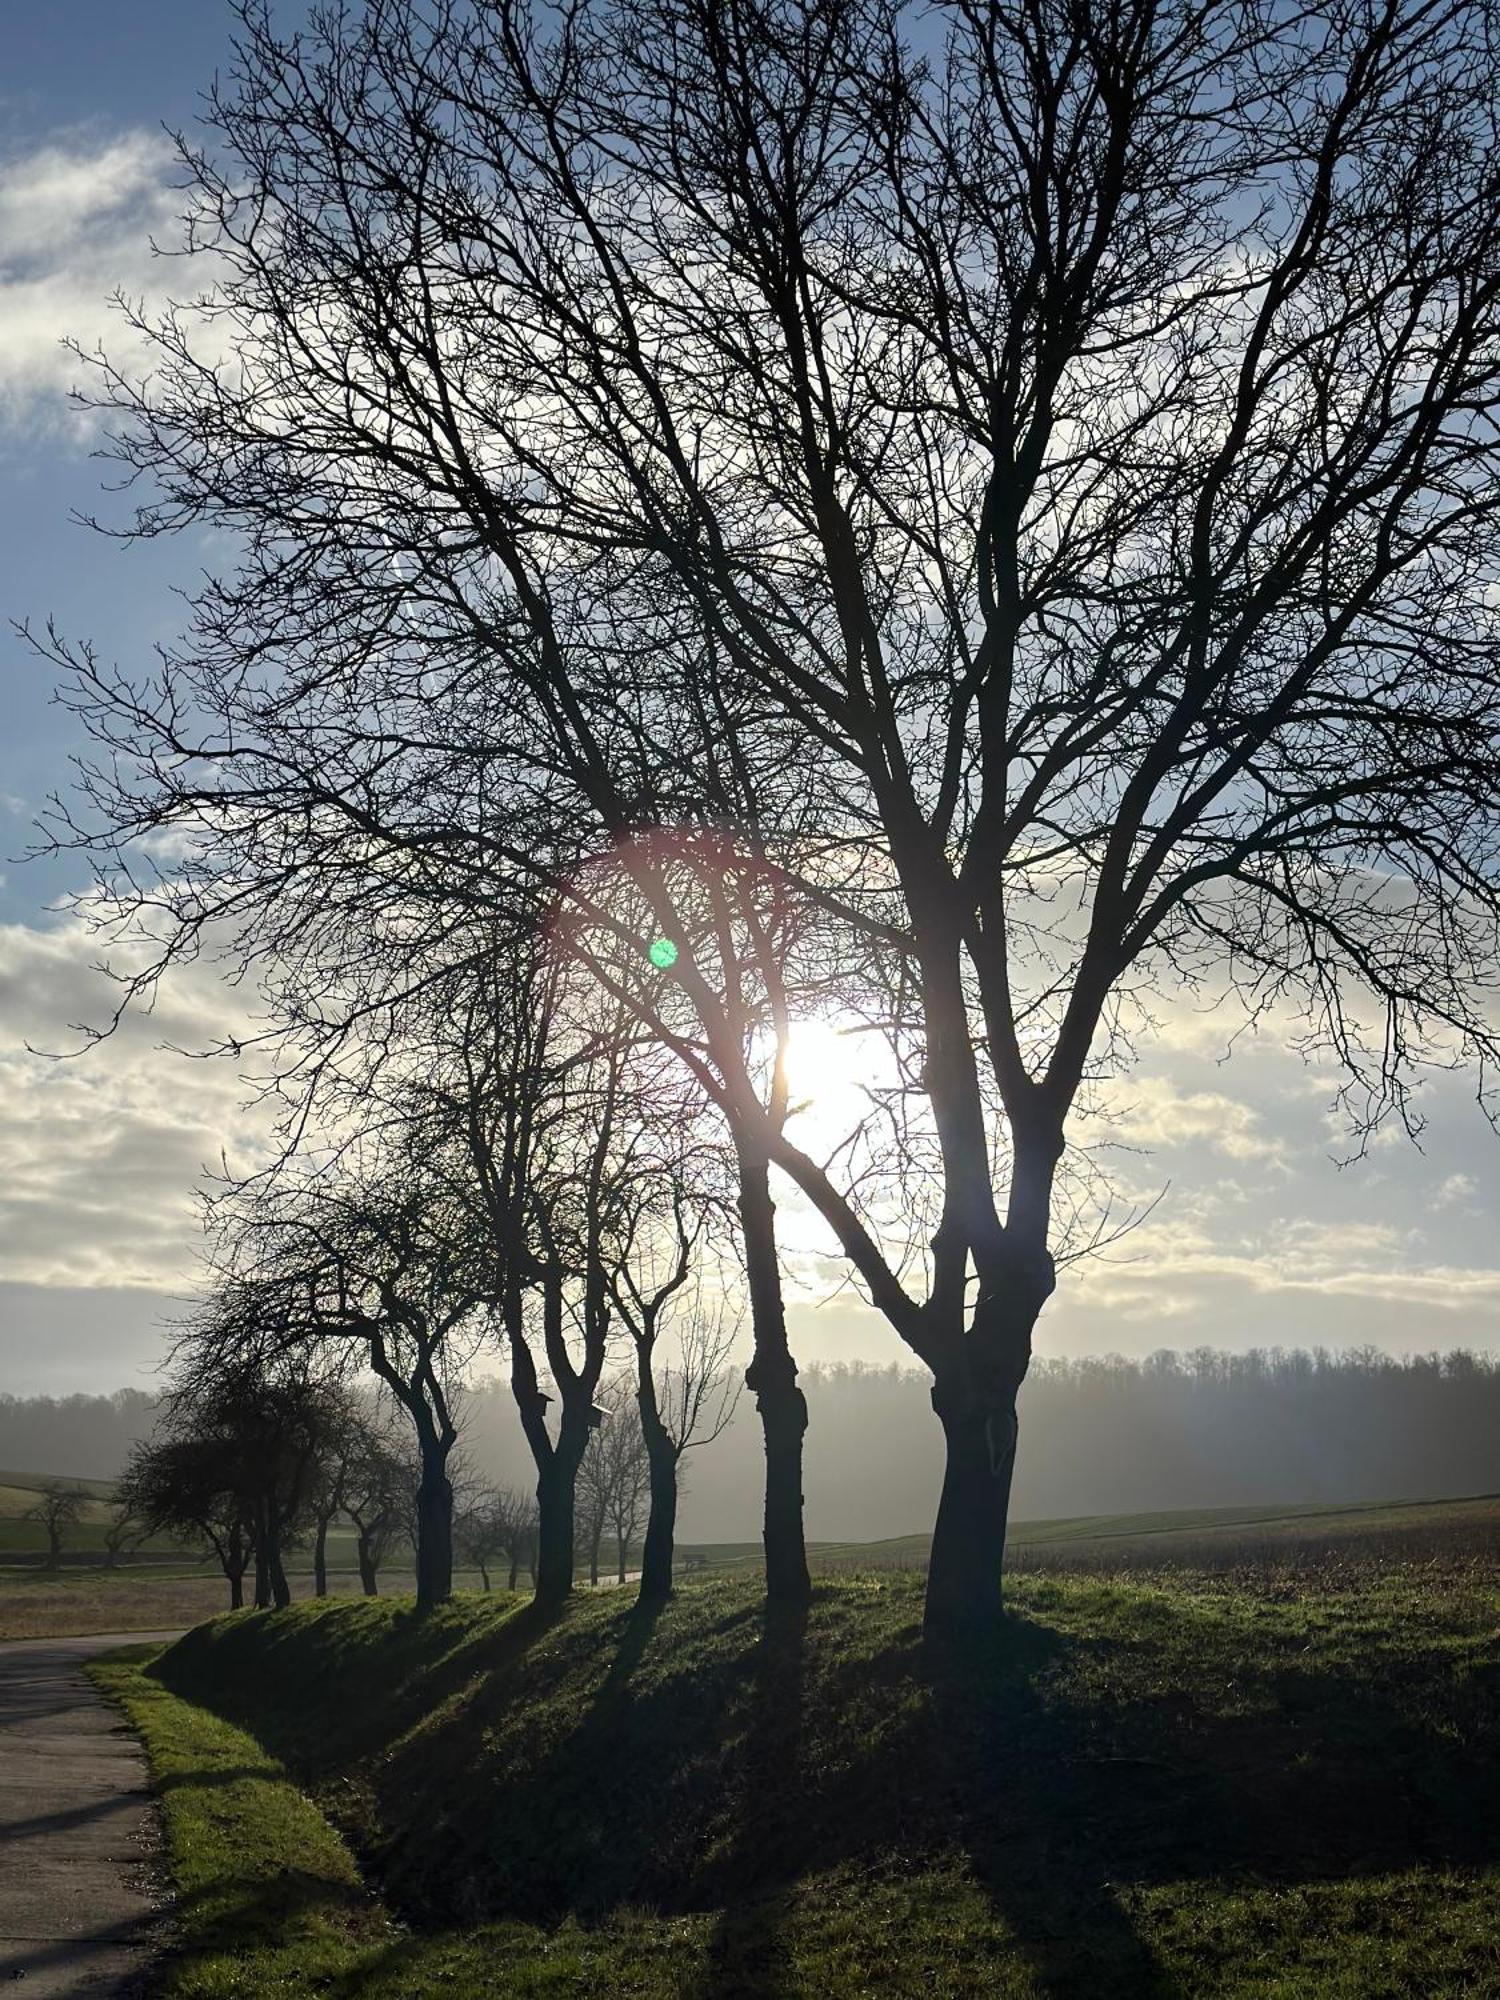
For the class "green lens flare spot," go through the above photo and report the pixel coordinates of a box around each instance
[648,936,679,969]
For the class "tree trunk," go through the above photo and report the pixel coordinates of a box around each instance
[738,1153,810,1604]
[534,1455,578,1604]
[477,1560,491,1592]
[253,1533,271,1609]
[589,1519,602,1587]
[227,1565,245,1610]
[414,1463,454,1610]
[616,1533,627,1585]
[923,1375,1019,1643]
[638,1438,679,1600]
[508,1552,520,1591]
[312,1515,330,1597]
[357,1533,379,1596]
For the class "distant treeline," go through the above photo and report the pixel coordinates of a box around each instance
[0,1388,159,1483]
[454,1346,1500,1541]
[5,1350,1497,1542]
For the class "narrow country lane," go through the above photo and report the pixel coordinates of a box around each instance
[0,1632,181,1997]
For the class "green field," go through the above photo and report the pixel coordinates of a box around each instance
[685,1491,1500,1576]
[94,1549,1500,1998]
[6,1486,1498,1639]
[0,1463,363,1570]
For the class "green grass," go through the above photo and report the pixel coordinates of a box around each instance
[691,1493,1500,1576]
[0,1467,118,1508]
[97,1552,1500,1997]
[0,1562,508,1641]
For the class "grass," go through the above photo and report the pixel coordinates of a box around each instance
[92,1545,1500,1997]
[705,1493,1500,1578]
[0,1563,512,1640]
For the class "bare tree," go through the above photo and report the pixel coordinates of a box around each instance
[573,1374,652,1585]
[609,1188,741,1599]
[23,1483,89,1571]
[41,0,1500,1640]
[170,1340,337,1609]
[452,1480,509,1592]
[213,1159,490,1609]
[117,1434,253,1609]
[488,1486,540,1592]
[100,1498,145,1571]
[342,1416,417,1596]
[416,943,674,1604]
[600,1382,652,1585]
[573,1426,609,1588]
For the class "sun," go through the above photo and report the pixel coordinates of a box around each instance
[779,1017,876,1142]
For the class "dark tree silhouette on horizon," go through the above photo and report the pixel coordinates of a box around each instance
[22,1482,89,1571]
[37,0,1500,1636]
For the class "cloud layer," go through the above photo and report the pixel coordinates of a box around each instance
[0,129,177,429]
[0,917,267,1290]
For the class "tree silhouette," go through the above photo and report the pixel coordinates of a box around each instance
[41,0,1500,1635]
[23,1482,88,1571]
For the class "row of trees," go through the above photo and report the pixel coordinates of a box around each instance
[37,0,1500,1637]
[18,1482,140,1571]
[120,1351,682,1609]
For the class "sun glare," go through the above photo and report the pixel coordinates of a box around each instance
[779,1017,875,1142]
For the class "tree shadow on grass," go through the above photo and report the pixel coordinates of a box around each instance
[151,1576,1500,1996]
[152,1592,563,1778]
[689,1597,809,1999]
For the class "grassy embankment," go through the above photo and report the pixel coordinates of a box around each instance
[93,1542,1500,1998]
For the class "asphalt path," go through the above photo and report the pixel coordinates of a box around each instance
[0,1632,181,1997]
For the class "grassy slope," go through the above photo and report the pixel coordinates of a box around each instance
[108,1561,1500,1997]
[698,1494,1500,1575]
[0,1468,118,1506]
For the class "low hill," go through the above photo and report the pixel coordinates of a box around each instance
[0,1468,118,1515]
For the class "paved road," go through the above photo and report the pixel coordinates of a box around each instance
[0,1632,181,1998]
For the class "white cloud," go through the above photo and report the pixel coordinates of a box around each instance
[1433,1171,1480,1212]
[1103,1074,1286,1162]
[0,917,271,1289]
[0,130,177,430]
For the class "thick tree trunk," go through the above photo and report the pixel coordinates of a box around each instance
[535,1449,581,1604]
[414,1463,454,1610]
[638,1435,679,1600]
[616,1534,627,1585]
[738,1153,810,1604]
[253,1531,271,1609]
[924,1373,1020,1642]
[357,1534,379,1596]
[312,1515,330,1597]
[507,1552,520,1591]
[477,1561,491,1592]
[588,1524,602,1588]
[635,1360,679,1600]
[226,1566,245,1610]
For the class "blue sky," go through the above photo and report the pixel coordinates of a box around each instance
[0,3,1498,1397]
[1,3,264,917]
